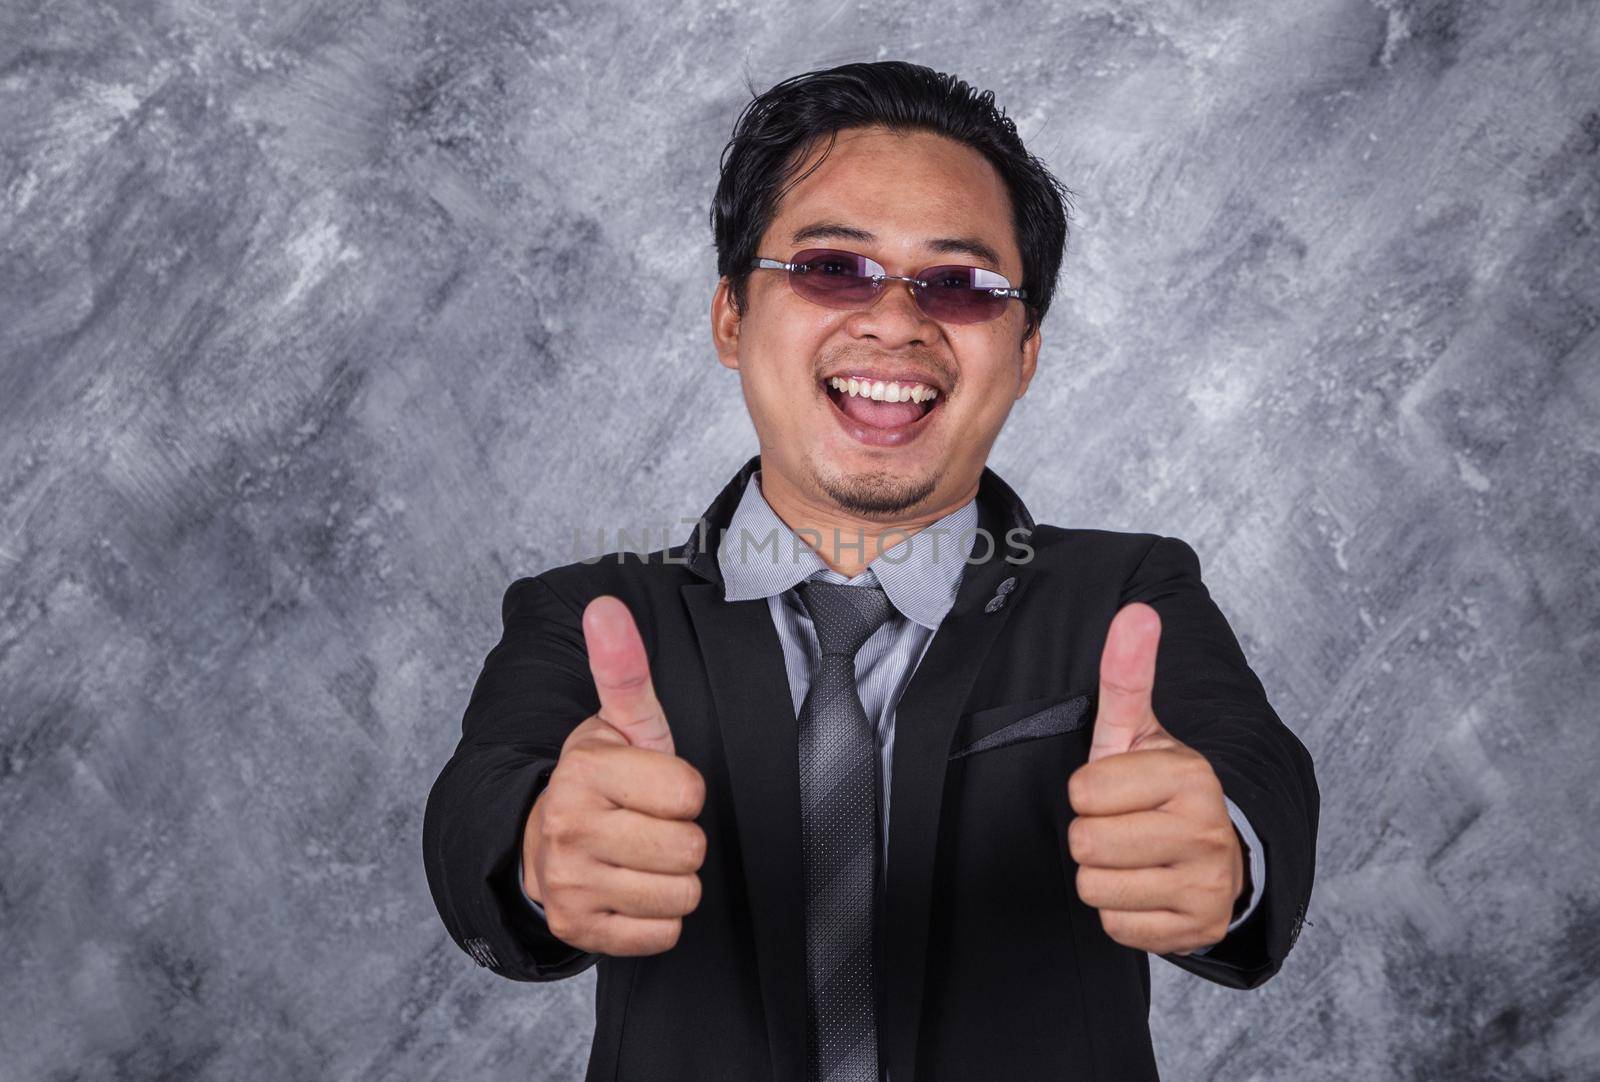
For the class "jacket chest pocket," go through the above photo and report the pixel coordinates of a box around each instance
[948,692,1093,761]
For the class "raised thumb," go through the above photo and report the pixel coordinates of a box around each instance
[582,595,675,755]
[1089,602,1163,763]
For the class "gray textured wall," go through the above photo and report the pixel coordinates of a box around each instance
[2,0,1596,1079]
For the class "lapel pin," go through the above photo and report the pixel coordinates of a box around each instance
[984,575,1018,612]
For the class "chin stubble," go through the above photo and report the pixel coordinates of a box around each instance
[813,463,940,518]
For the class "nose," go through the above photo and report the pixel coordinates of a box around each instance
[845,278,937,347]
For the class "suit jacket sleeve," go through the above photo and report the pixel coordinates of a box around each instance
[1123,535,1320,989]
[1190,797,1266,959]
[422,572,604,981]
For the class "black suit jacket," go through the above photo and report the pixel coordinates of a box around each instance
[422,453,1319,1081]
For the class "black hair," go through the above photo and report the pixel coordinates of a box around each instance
[710,60,1074,343]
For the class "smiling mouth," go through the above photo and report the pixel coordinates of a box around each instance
[821,376,942,431]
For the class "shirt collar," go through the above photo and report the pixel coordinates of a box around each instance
[717,469,978,631]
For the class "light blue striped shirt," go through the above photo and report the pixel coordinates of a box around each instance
[519,469,1264,956]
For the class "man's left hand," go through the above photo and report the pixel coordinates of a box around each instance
[1066,602,1246,956]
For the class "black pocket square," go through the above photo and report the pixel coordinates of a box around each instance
[949,694,1092,759]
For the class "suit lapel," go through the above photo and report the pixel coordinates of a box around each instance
[882,527,1035,1082]
[681,582,809,1082]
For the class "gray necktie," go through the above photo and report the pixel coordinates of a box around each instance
[794,578,896,1082]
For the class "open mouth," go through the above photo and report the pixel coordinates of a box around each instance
[821,375,942,434]
[819,374,944,449]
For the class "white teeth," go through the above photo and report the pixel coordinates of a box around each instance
[826,376,941,402]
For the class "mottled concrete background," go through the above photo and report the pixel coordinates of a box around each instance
[2,0,1596,1078]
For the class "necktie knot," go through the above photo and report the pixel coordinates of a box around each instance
[796,579,895,658]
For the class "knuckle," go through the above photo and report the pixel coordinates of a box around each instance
[685,826,708,869]
[1187,755,1218,787]
[545,907,580,943]
[1068,820,1093,863]
[543,763,572,797]
[654,919,683,952]
[676,764,707,815]
[542,808,580,846]
[542,859,583,895]
[1075,866,1099,904]
[679,873,703,914]
[1192,850,1230,892]
[562,746,602,786]
[620,918,680,955]
[558,722,590,757]
[582,724,628,752]
[668,783,694,817]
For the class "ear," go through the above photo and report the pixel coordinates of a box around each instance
[711,276,742,372]
[1016,317,1042,399]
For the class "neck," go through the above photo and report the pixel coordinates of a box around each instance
[757,464,979,579]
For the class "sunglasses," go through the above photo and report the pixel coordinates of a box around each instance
[750,248,1028,325]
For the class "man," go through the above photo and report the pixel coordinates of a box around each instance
[423,61,1319,1081]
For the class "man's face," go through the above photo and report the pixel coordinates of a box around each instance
[712,125,1042,521]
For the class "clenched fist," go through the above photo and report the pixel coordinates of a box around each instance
[1067,602,1247,956]
[522,595,708,956]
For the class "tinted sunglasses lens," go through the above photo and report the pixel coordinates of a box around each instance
[916,265,1011,324]
[787,249,881,306]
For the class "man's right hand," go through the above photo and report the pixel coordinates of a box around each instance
[521,595,708,956]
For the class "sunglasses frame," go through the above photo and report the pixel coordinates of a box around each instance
[750,247,1028,324]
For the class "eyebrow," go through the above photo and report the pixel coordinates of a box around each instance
[789,221,1005,269]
